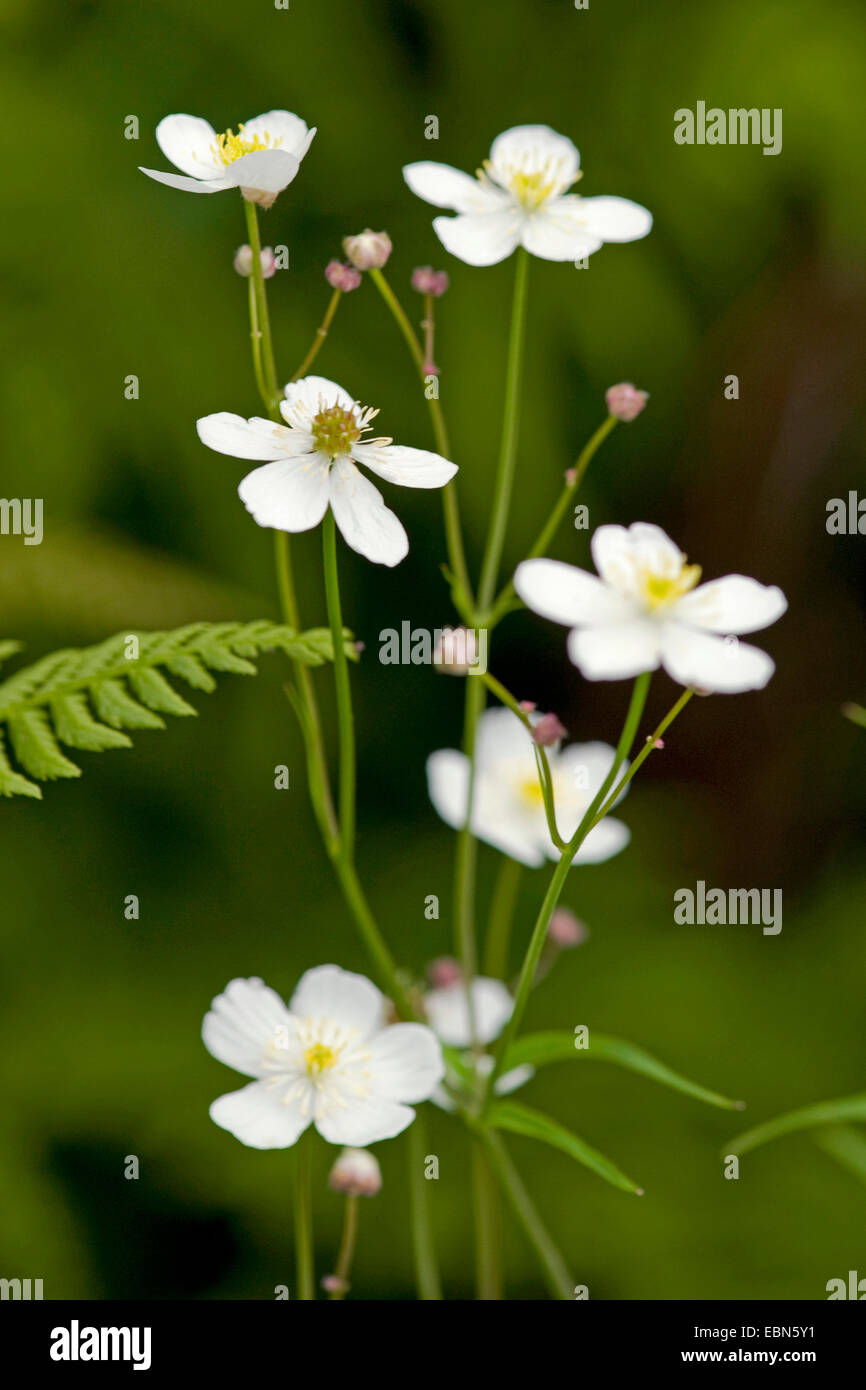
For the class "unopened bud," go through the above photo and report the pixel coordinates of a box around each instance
[548,907,588,948]
[234,244,277,279]
[433,627,479,675]
[519,700,537,713]
[321,1274,350,1295]
[605,382,648,422]
[325,259,362,292]
[411,266,450,297]
[426,956,462,989]
[532,712,567,747]
[343,229,392,270]
[328,1147,382,1198]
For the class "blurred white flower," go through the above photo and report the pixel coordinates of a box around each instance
[426,706,630,867]
[202,967,444,1149]
[139,110,315,206]
[197,375,457,567]
[425,976,534,1107]
[515,523,787,693]
[404,124,651,266]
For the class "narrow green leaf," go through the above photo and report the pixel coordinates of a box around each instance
[7,710,81,781]
[92,680,165,730]
[0,731,41,798]
[487,1099,643,1195]
[50,694,133,752]
[813,1125,866,1187]
[128,668,197,717]
[502,1030,740,1110]
[726,1093,866,1156]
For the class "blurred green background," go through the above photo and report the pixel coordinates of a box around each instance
[1,0,865,1299]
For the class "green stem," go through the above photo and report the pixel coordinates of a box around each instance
[368,267,473,613]
[483,672,652,1106]
[328,1195,359,1300]
[247,278,269,409]
[488,414,618,627]
[476,248,530,612]
[290,287,342,383]
[243,199,280,408]
[481,670,565,849]
[472,1142,503,1299]
[473,1126,573,1300]
[484,856,523,978]
[453,673,486,1044]
[408,1115,442,1299]
[331,854,417,1020]
[322,512,355,861]
[294,1130,315,1300]
[589,688,695,828]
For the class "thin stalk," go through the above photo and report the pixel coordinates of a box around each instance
[290,287,342,382]
[322,512,355,860]
[589,688,695,827]
[481,669,565,849]
[368,266,472,612]
[327,1195,359,1301]
[488,413,618,627]
[476,248,530,612]
[294,1131,315,1301]
[243,199,279,407]
[484,856,523,978]
[472,1143,503,1299]
[472,1126,573,1300]
[453,674,486,1044]
[408,1115,442,1299]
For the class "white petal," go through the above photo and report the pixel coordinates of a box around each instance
[210,1080,311,1149]
[515,558,635,626]
[366,1024,445,1102]
[282,375,355,419]
[674,576,787,635]
[426,748,471,830]
[474,706,535,765]
[315,1096,416,1146]
[578,196,653,243]
[289,964,386,1041]
[241,111,315,160]
[660,624,775,693]
[154,114,221,177]
[197,412,299,461]
[220,148,300,194]
[567,621,662,680]
[329,458,408,566]
[351,442,457,489]
[495,1064,535,1096]
[432,211,522,267]
[520,202,603,261]
[139,166,228,193]
[570,815,631,865]
[202,976,294,1077]
[238,457,331,533]
[488,125,580,187]
[556,740,623,801]
[403,161,505,213]
[426,744,544,866]
[425,978,514,1048]
[591,523,684,597]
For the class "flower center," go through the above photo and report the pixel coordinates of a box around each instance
[518,776,545,807]
[311,405,361,459]
[211,123,282,166]
[304,1042,339,1076]
[639,562,702,611]
[482,155,580,210]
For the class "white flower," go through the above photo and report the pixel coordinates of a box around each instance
[403,124,651,267]
[139,110,315,205]
[515,523,788,693]
[197,375,457,567]
[426,706,630,868]
[425,977,534,1107]
[202,967,444,1149]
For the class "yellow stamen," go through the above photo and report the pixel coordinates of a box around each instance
[312,404,361,458]
[519,777,545,807]
[211,123,282,166]
[304,1043,338,1076]
[640,563,702,611]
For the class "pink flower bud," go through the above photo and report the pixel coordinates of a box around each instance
[233,244,277,279]
[532,713,568,747]
[321,1274,350,1294]
[328,1147,382,1198]
[325,259,362,292]
[342,229,392,270]
[411,266,450,297]
[426,956,462,989]
[519,700,537,713]
[547,908,588,948]
[605,382,649,422]
[433,627,481,675]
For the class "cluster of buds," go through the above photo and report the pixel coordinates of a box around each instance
[233,245,277,279]
[411,266,449,297]
[605,382,648,422]
[325,260,362,292]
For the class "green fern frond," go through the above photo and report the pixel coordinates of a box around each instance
[0,621,352,800]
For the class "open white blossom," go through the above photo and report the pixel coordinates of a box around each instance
[139,110,315,205]
[404,124,651,266]
[425,976,534,1107]
[515,523,787,693]
[202,967,444,1149]
[197,376,457,566]
[427,706,629,868]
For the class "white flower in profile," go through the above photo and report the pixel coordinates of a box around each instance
[425,976,534,1106]
[202,967,444,1149]
[515,523,788,693]
[197,375,457,567]
[139,110,315,206]
[403,124,651,267]
[427,706,630,868]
